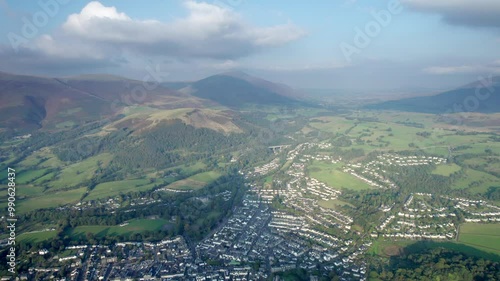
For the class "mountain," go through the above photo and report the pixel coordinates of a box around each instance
[0,71,300,134]
[190,73,298,107]
[162,71,300,108]
[0,72,111,132]
[0,72,206,133]
[366,76,500,113]
[221,71,300,99]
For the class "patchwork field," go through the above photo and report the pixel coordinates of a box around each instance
[368,239,416,257]
[458,223,500,255]
[85,179,158,201]
[165,171,221,191]
[318,199,354,209]
[432,164,462,176]
[18,187,87,214]
[452,169,499,194]
[308,164,371,191]
[66,218,170,240]
[18,230,58,243]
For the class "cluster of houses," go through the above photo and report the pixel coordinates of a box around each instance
[299,153,341,164]
[342,165,395,189]
[374,154,447,166]
[196,192,366,281]
[241,143,370,279]
[24,237,228,280]
[246,158,281,177]
[373,192,500,240]
[18,141,496,281]
[58,196,163,213]
[286,142,332,162]
[340,154,448,190]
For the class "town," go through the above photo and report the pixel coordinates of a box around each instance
[5,142,500,281]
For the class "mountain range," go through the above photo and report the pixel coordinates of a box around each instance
[1,71,498,135]
[0,71,299,134]
[366,76,500,114]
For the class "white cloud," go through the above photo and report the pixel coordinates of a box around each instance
[0,1,305,74]
[57,1,305,57]
[402,0,500,28]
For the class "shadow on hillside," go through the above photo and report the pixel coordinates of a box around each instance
[394,240,500,262]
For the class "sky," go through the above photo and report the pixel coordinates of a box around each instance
[0,0,499,91]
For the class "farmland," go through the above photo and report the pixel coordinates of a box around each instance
[66,219,170,240]
[458,223,500,255]
[17,230,58,244]
[18,187,87,214]
[165,171,221,191]
[85,179,158,201]
[432,164,462,176]
[308,164,372,191]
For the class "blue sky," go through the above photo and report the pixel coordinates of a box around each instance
[1,0,499,91]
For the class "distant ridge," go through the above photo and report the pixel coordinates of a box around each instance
[0,70,302,133]
[190,73,298,107]
[366,76,500,113]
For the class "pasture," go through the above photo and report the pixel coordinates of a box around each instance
[432,164,462,176]
[308,164,371,191]
[458,223,500,255]
[18,230,58,243]
[18,187,87,214]
[85,179,157,201]
[67,218,169,239]
[165,171,221,191]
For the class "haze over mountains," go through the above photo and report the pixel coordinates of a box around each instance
[1,70,499,135]
[0,71,300,134]
[367,76,500,114]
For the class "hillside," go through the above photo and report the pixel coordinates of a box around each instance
[0,72,220,133]
[0,71,303,134]
[189,73,299,107]
[366,76,500,113]
[0,72,113,132]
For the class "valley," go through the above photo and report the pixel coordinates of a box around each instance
[1,81,499,280]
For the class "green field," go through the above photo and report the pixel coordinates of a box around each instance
[368,239,416,257]
[308,116,356,134]
[67,218,169,239]
[189,171,221,183]
[85,179,157,201]
[15,168,51,184]
[369,237,500,262]
[458,223,500,255]
[18,147,63,168]
[18,187,87,214]
[49,153,113,190]
[306,112,497,159]
[432,164,462,176]
[318,199,354,209]
[308,161,371,190]
[166,171,221,191]
[15,185,45,197]
[18,230,58,243]
[453,169,499,194]
[165,161,206,176]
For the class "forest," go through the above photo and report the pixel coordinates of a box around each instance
[370,247,500,281]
